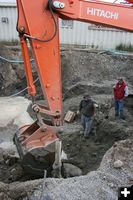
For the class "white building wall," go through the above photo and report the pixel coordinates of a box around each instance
[0,4,18,41]
[0,4,133,50]
[59,20,133,50]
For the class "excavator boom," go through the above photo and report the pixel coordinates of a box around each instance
[53,0,133,31]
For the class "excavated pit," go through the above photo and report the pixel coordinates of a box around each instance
[0,46,133,199]
[0,94,133,184]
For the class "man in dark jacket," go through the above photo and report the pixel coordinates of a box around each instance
[113,78,128,119]
[79,95,95,138]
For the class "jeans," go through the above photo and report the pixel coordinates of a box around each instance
[81,114,93,137]
[115,99,124,118]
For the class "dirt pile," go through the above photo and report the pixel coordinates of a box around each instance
[0,46,26,96]
[0,46,133,98]
[61,50,133,98]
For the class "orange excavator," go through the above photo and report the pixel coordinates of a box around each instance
[14,0,133,176]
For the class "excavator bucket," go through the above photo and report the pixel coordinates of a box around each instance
[13,120,60,176]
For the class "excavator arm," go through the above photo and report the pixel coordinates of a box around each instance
[53,0,133,31]
[14,0,133,176]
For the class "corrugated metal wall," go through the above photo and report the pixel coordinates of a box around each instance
[0,5,18,41]
[0,4,133,50]
[59,20,133,50]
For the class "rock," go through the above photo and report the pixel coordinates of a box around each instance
[8,164,24,181]
[0,97,32,127]
[80,130,84,134]
[114,160,124,168]
[62,163,82,178]
[0,192,10,200]
[61,150,67,160]
[108,182,115,188]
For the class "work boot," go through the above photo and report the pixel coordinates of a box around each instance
[84,134,90,139]
[120,111,125,120]
[115,113,119,120]
[115,112,119,117]
[120,116,126,120]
